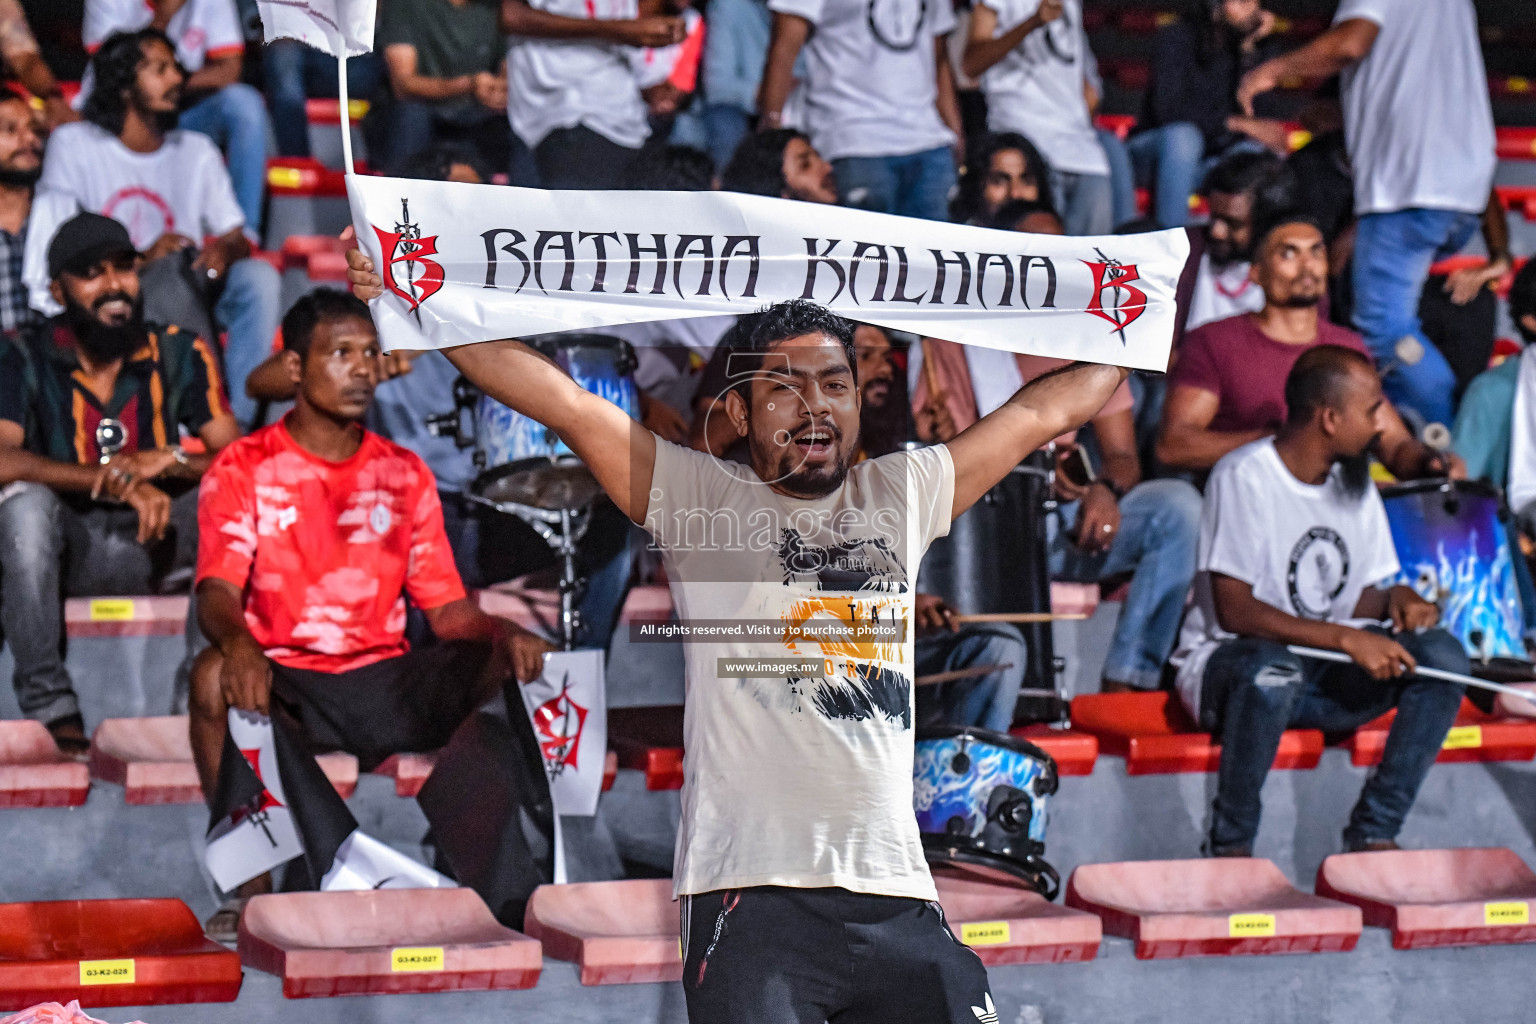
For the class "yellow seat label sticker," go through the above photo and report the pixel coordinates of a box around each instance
[391,947,445,972]
[1229,913,1276,938]
[88,599,135,621]
[960,921,1011,946]
[1485,902,1529,926]
[80,959,135,985]
[1442,726,1483,750]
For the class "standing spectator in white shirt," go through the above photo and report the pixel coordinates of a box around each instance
[32,29,280,428]
[84,0,272,240]
[961,0,1128,235]
[502,0,685,188]
[1239,0,1500,431]
[757,0,964,221]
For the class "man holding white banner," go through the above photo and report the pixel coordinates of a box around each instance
[350,215,1146,1017]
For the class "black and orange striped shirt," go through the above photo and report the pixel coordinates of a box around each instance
[0,319,231,465]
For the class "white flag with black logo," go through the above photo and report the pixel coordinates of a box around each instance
[257,0,375,57]
[518,649,607,817]
[204,711,306,892]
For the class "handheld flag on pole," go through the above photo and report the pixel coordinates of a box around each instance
[256,0,376,168]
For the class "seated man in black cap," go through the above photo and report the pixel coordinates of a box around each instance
[0,212,239,754]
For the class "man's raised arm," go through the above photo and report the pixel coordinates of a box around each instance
[345,247,656,524]
[945,361,1130,520]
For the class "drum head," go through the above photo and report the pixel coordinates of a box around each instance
[471,456,603,512]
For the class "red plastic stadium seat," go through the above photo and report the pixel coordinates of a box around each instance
[63,595,186,638]
[1070,692,1324,775]
[1344,699,1536,767]
[89,716,358,805]
[371,753,438,797]
[1010,725,1098,776]
[278,234,349,271]
[1496,185,1536,221]
[523,879,681,986]
[239,888,539,998]
[932,869,1101,965]
[0,721,89,808]
[1065,858,1361,960]
[304,98,371,124]
[267,158,362,198]
[372,750,615,796]
[1498,127,1536,161]
[1049,581,1100,618]
[1489,75,1534,99]
[0,898,241,1010]
[608,706,684,791]
[1316,848,1536,950]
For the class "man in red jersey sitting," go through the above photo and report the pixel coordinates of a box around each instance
[189,289,553,936]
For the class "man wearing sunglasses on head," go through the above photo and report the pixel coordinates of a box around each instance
[0,211,238,757]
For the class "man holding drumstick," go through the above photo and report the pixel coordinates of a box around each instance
[348,237,1127,1022]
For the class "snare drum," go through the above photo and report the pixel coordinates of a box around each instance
[474,334,640,469]
[913,726,1060,898]
[1381,479,1525,660]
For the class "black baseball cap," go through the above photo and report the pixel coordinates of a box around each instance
[47,211,137,280]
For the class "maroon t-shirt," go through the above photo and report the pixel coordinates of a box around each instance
[1170,313,1373,433]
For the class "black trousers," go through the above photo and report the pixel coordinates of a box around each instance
[681,886,993,1024]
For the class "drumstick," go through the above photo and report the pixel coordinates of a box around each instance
[952,612,1089,624]
[919,338,941,403]
[915,663,1013,687]
[1287,645,1536,704]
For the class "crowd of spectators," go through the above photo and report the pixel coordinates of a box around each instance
[0,0,1531,867]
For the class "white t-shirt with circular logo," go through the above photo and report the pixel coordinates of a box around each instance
[1172,438,1400,719]
[768,0,957,161]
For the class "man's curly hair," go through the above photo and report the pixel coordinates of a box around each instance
[83,28,180,137]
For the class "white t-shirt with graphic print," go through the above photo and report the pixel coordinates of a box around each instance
[977,0,1107,177]
[645,439,954,899]
[1172,438,1399,720]
[768,0,957,161]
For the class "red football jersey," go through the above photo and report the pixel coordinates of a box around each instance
[197,418,466,672]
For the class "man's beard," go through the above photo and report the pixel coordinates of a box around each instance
[63,291,147,363]
[1336,435,1382,501]
[748,417,854,498]
[130,85,181,133]
[0,159,40,189]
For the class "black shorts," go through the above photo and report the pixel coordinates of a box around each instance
[270,641,494,770]
[680,886,993,1024]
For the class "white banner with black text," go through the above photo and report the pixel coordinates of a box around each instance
[346,175,1189,371]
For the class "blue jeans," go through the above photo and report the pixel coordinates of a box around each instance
[1125,123,1205,228]
[1352,208,1482,428]
[262,39,384,157]
[178,83,272,239]
[1199,629,1468,853]
[1048,478,1202,689]
[914,623,1028,733]
[832,146,957,222]
[215,256,283,428]
[1097,127,1138,230]
[1048,167,1114,236]
[0,483,201,724]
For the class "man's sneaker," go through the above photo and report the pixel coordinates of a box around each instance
[45,713,90,762]
[203,899,248,945]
